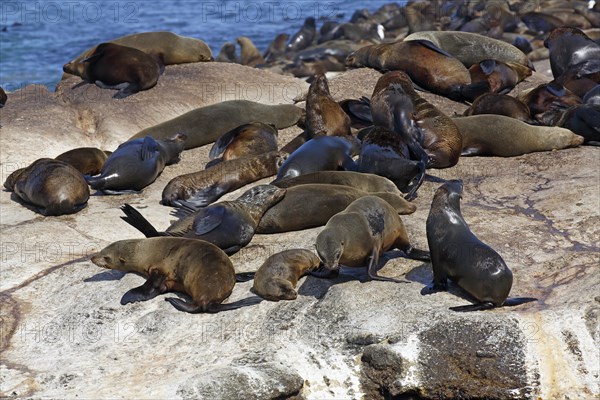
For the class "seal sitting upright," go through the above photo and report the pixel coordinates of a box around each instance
[424,180,536,311]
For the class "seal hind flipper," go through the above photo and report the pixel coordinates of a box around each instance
[120,269,167,305]
[193,205,226,235]
[479,59,497,76]
[100,189,143,195]
[120,204,161,237]
[235,272,255,282]
[402,246,431,262]
[165,296,263,313]
[449,302,496,312]
[420,281,448,295]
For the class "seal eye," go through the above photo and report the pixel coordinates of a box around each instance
[103,256,111,263]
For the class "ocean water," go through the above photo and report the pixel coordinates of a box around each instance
[0,0,404,92]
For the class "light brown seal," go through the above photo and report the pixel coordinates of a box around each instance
[314,195,429,282]
[162,151,287,207]
[251,249,321,301]
[305,74,352,137]
[91,237,260,313]
[423,180,536,311]
[4,158,89,216]
[236,36,265,67]
[257,184,416,234]
[130,100,304,150]
[452,114,584,156]
[55,147,111,176]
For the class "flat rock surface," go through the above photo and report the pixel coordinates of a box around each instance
[0,62,598,399]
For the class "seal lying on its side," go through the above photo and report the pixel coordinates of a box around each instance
[91,237,261,313]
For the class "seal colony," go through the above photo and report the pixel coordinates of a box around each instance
[7,3,598,321]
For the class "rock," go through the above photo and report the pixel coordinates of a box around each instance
[0,61,598,399]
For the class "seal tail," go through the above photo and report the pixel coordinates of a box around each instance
[165,296,263,313]
[120,203,161,237]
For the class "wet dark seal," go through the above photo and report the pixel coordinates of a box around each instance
[314,195,430,282]
[91,237,261,313]
[251,249,321,301]
[4,158,89,216]
[86,133,186,194]
[122,185,286,255]
[423,180,536,311]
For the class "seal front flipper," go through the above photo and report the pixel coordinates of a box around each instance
[165,296,263,313]
[502,297,537,307]
[402,246,430,262]
[420,281,448,295]
[100,189,143,195]
[235,272,256,282]
[193,205,226,235]
[449,302,496,312]
[140,136,159,161]
[310,266,340,279]
[402,161,426,201]
[209,125,244,159]
[367,245,408,283]
[120,204,161,237]
[120,269,167,305]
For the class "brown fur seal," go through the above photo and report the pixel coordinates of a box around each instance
[207,122,278,167]
[257,184,416,234]
[216,42,238,63]
[263,33,289,63]
[63,42,161,98]
[452,114,584,156]
[519,82,582,118]
[464,59,533,101]
[424,180,536,311]
[556,104,600,145]
[346,39,472,99]
[358,126,425,200]
[404,31,534,69]
[162,151,287,207]
[544,27,600,80]
[462,93,534,123]
[236,36,265,67]
[4,158,89,216]
[62,31,213,80]
[130,100,304,150]
[374,71,462,168]
[86,133,186,194]
[55,147,111,176]
[122,185,286,255]
[251,249,321,301]
[91,237,260,313]
[305,74,351,137]
[273,136,359,182]
[314,196,429,282]
[273,171,400,195]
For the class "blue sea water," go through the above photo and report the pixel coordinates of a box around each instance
[0,0,404,92]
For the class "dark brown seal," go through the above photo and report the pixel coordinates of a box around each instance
[0,86,6,107]
[86,133,186,194]
[55,147,111,176]
[207,122,278,167]
[4,158,89,216]
[263,33,289,62]
[544,27,600,80]
[130,100,304,150]
[464,59,533,101]
[122,185,286,255]
[216,42,238,63]
[237,36,265,67]
[257,184,416,234]
[162,151,287,207]
[424,180,536,311]
[314,195,430,282]
[305,74,351,137]
[519,82,582,119]
[63,42,161,98]
[373,71,462,168]
[273,170,400,195]
[91,237,260,313]
[346,39,472,99]
[462,93,534,123]
[251,249,321,301]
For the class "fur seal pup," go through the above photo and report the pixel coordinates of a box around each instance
[207,122,278,167]
[519,82,582,119]
[4,158,89,216]
[130,100,304,150]
[86,133,186,194]
[345,39,472,99]
[63,42,161,98]
[464,59,533,101]
[162,151,287,207]
[305,74,352,137]
[452,114,584,156]
[544,27,600,80]
[55,147,111,176]
[251,249,321,301]
[216,42,238,63]
[62,31,213,80]
[257,184,416,234]
[236,36,265,67]
[287,17,316,52]
[358,126,426,200]
[273,136,359,182]
[373,71,462,168]
[462,93,534,123]
[424,180,536,311]
[314,196,430,282]
[263,33,289,63]
[273,171,400,195]
[404,31,534,69]
[122,185,286,255]
[91,237,260,313]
